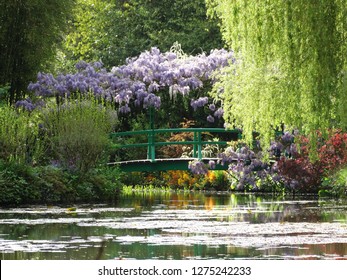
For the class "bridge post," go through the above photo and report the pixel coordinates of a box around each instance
[193,131,197,158]
[147,106,156,162]
[197,131,202,160]
[147,130,156,162]
[193,131,202,160]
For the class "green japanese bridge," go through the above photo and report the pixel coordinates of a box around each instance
[109,128,241,172]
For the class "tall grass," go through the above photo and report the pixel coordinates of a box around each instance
[0,106,41,164]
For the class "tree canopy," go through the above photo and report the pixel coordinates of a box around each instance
[63,0,224,68]
[207,0,347,150]
[0,0,74,103]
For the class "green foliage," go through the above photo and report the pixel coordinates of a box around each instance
[64,167,121,202]
[41,98,118,174]
[34,166,73,203]
[0,85,10,104]
[0,97,122,205]
[0,161,122,205]
[320,168,347,197]
[62,0,224,68]
[0,105,42,164]
[207,0,347,151]
[0,160,40,205]
[84,167,122,200]
[333,168,347,197]
[0,0,75,102]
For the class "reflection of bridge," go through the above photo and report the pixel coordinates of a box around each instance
[109,128,241,172]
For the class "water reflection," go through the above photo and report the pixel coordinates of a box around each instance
[0,192,347,260]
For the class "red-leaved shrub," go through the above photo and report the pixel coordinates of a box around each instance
[277,130,347,192]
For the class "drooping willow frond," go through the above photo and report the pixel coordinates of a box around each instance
[207,0,347,153]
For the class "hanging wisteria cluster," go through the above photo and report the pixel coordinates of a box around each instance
[27,47,233,115]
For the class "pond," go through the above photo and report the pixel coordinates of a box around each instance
[0,191,347,260]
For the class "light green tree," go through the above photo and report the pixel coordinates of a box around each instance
[207,0,347,152]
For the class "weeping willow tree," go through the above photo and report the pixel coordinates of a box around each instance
[207,0,347,153]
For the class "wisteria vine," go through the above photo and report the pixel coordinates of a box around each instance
[188,131,301,192]
[26,47,233,117]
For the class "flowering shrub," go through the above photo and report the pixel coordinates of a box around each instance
[202,170,229,190]
[121,169,229,191]
[276,157,322,192]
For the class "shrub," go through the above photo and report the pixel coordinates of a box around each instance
[318,131,347,174]
[159,120,195,158]
[34,166,73,203]
[320,167,347,197]
[81,167,122,200]
[331,167,347,197]
[276,130,347,193]
[35,166,121,203]
[41,98,117,174]
[276,157,322,193]
[0,160,41,205]
[201,170,229,190]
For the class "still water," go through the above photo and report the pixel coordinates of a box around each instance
[0,191,347,260]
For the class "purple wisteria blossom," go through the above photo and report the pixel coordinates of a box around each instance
[208,160,216,169]
[269,131,297,158]
[15,98,36,111]
[27,47,234,114]
[188,160,208,175]
[221,144,272,191]
[15,98,45,112]
[281,131,294,144]
[214,108,224,119]
[207,115,215,123]
[190,97,209,111]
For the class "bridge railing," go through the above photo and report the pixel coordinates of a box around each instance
[110,128,241,163]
